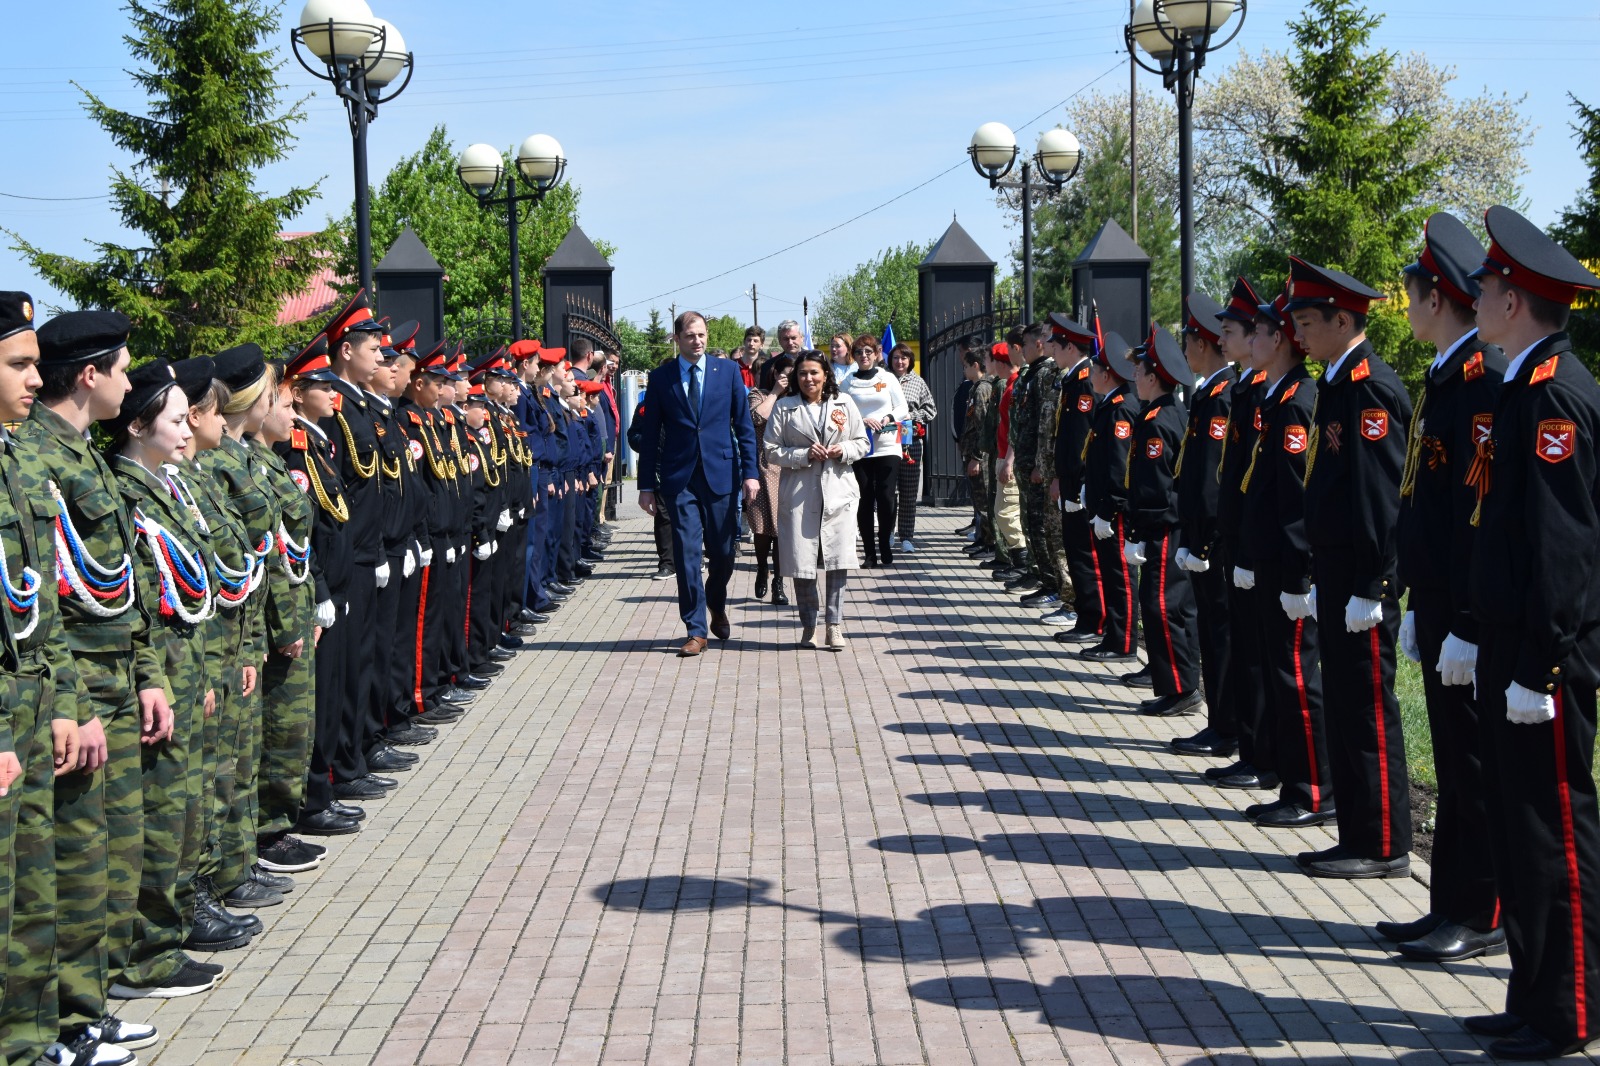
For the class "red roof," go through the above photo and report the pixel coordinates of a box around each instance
[276,232,343,326]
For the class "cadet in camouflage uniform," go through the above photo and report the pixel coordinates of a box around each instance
[1006,321,1052,594]
[9,310,172,1055]
[103,360,220,1000]
[959,349,997,556]
[1023,326,1065,610]
[976,343,1016,569]
[0,293,96,1065]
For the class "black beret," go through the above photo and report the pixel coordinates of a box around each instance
[214,343,266,392]
[100,358,178,438]
[173,357,216,406]
[36,309,132,365]
[0,291,37,343]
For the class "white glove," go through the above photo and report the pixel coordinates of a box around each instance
[519,508,527,520]
[474,542,492,560]
[1175,547,1191,569]
[1399,611,1421,663]
[496,509,512,532]
[445,547,457,565]
[1063,487,1084,513]
[1280,590,1315,621]
[374,562,391,589]
[402,549,416,579]
[1345,595,1383,633]
[1437,633,1478,687]
[419,548,434,568]
[314,600,336,628]
[1185,553,1210,574]
[490,540,500,555]
[1092,517,1114,540]
[1506,681,1556,725]
[1232,567,1255,590]
[1123,541,1146,566]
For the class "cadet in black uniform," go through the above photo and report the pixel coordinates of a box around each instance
[1045,313,1103,642]
[1125,326,1201,717]
[1463,206,1600,1060]
[1078,332,1141,664]
[1170,294,1238,757]
[1383,212,1508,963]
[1290,257,1413,880]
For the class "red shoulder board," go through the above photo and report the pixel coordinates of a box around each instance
[329,392,344,413]
[1350,359,1370,382]
[1462,351,1485,381]
[1111,393,1125,405]
[1531,356,1559,385]
[408,410,422,425]
[1143,407,1160,421]
[1250,370,1267,385]
[1210,380,1227,397]
[442,408,456,424]
[290,427,309,451]
[1077,367,1090,380]
[541,386,552,397]
[1282,381,1300,402]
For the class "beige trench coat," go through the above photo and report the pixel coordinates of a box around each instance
[763,394,870,579]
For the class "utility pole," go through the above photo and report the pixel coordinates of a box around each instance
[749,283,759,328]
[1129,0,1138,243]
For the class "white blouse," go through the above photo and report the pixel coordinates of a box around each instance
[842,371,910,458]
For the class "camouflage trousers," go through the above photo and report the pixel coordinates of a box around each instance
[64,648,141,1035]
[201,609,260,896]
[1019,475,1056,592]
[257,628,314,843]
[0,656,59,1064]
[1041,496,1071,606]
[122,627,206,989]
[969,464,993,551]
[198,609,241,888]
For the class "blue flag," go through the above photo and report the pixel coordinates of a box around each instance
[880,322,897,357]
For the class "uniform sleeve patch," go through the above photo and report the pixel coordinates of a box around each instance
[1077,394,1093,412]
[1531,357,1560,385]
[1252,408,1262,432]
[1472,412,1494,446]
[1145,438,1164,459]
[290,469,309,492]
[1284,425,1308,454]
[1113,420,1132,440]
[408,439,424,462]
[1538,418,1576,463]
[1360,409,1389,440]
[1209,416,1228,440]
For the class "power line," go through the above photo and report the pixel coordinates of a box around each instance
[616,58,1126,313]
[0,190,111,202]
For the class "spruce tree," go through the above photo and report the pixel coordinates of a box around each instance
[11,0,333,361]
[1550,95,1600,365]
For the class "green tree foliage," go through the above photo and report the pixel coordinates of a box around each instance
[643,308,671,364]
[1551,95,1600,365]
[703,314,748,354]
[612,318,653,372]
[1029,125,1181,327]
[812,241,929,342]
[10,0,333,361]
[338,125,611,345]
[1241,0,1439,384]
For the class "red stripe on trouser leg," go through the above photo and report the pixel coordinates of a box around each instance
[1369,626,1391,856]
[1116,518,1133,654]
[1491,898,1501,931]
[464,563,473,645]
[1293,618,1321,811]
[1552,689,1588,1035]
[413,564,430,713]
[1157,533,1180,691]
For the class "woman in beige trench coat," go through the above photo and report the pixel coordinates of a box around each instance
[763,351,870,650]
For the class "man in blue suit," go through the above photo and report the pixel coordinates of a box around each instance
[635,311,760,655]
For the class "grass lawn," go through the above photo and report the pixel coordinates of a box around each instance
[1396,654,1434,788]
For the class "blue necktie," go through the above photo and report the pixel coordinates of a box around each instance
[688,363,701,421]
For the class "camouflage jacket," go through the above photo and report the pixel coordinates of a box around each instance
[974,374,1004,462]
[1033,360,1065,483]
[170,455,254,691]
[961,376,997,463]
[199,436,276,663]
[1011,357,1051,474]
[251,439,316,650]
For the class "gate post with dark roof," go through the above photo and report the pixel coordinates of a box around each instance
[917,219,995,505]
[542,225,614,349]
[374,226,446,351]
[1072,218,1151,347]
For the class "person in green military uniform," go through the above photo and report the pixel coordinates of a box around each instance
[1006,321,1052,595]
[101,360,220,1004]
[9,309,172,1066]
[974,342,1017,572]
[1021,323,1065,613]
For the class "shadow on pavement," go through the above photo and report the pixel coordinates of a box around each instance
[904,788,1219,823]
[886,721,1174,754]
[897,750,1189,786]
[867,831,1284,875]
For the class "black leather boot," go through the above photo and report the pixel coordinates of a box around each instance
[772,578,788,606]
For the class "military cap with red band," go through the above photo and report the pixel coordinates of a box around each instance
[1283,257,1387,315]
[467,351,503,382]
[322,289,385,347]
[388,319,421,352]
[537,346,568,365]
[1183,293,1225,343]
[1470,204,1600,306]
[416,342,464,381]
[1046,312,1095,346]
[508,338,543,362]
[1256,291,1299,345]
[286,334,338,383]
[1094,330,1137,383]
[1216,276,1264,324]
[1404,211,1485,308]
[1133,325,1191,387]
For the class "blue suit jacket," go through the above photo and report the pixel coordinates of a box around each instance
[636,355,759,497]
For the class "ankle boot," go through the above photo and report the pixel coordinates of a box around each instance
[184,880,253,951]
[772,578,788,605]
[753,560,769,600]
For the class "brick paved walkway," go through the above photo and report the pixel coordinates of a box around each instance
[131,497,1512,1065]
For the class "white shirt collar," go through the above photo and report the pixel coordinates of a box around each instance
[295,416,329,442]
[1506,335,1558,382]
[1430,328,1478,375]
[1197,365,1231,392]
[1326,339,1364,382]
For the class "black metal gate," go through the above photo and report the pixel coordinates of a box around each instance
[562,293,623,354]
[919,297,1022,505]
[454,310,513,354]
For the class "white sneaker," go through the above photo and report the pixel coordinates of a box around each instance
[900,539,917,553]
[1039,609,1075,626]
[88,1016,160,1050]
[826,624,848,650]
[889,534,902,550]
[800,626,817,649]
[42,1037,138,1066]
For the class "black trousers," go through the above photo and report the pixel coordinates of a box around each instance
[1253,581,1331,813]
[305,589,350,813]
[1228,581,1273,773]
[443,545,470,683]
[1063,508,1102,633]
[1414,594,1497,930]
[1090,515,1138,655]
[418,543,457,706]
[654,509,674,571]
[896,441,922,540]
[390,563,425,722]
[1313,555,1411,860]
[468,550,498,670]
[854,456,898,563]
[1480,627,1600,1046]
[333,569,377,784]
[367,552,404,748]
[1137,530,1200,697]
[1189,548,1234,738]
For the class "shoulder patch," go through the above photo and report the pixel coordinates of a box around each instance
[1283,425,1308,454]
[1250,370,1267,385]
[1360,408,1389,441]
[1472,412,1494,446]
[290,427,308,451]
[1209,416,1228,440]
[1077,367,1090,380]
[290,469,309,493]
[1537,418,1576,462]
[1145,438,1164,459]
[408,410,422,425]
[1281,381,1300,402]
[1531,356,1560,385]
[1076,394,1093,413]
[1113,420,1132,440]
[1210,380,1228,397]
[1350,359,1371,382]
[1462,351,1485,381]
[1143,407,1160,421]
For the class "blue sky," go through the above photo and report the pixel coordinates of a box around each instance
[2,0,1597,332]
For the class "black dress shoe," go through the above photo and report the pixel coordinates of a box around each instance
[364,774,398,789]
[366,748,416,773]
[1489,1030,1598,1060]
[1171,731,1237,757]
[651,566,676,580]
[295,809,362,835]
[1296,842,1351,866]
[1216,769,1280,790]
[1253,803,1336,828]
[1302,854,1409,880]
[532,598,561,612]
[334,778,388,800]
[492,641,520,657]
[386,726,436,746]
[1121,664,1154,689]
[416,707,463,725]
[1077,645,1139,663]
[543,590,570,603]
[581,550,605,562]
[1244,798,1285,819]
[1463,1013,1525,1037]
[1053,629,1099,645]
[1376,912,1444,943]
[573,563,595,578]
[510,622,538,636]
[328,801,366,820]
[1205,759,1251,780]
[1397,921,1506,962]
[457,673,492,690]
[548,582,577,595]
[524,611,550,624]
[1142,691,1202,717]
[474,661,504,676]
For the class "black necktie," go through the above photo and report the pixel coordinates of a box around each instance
[688,363,701,421]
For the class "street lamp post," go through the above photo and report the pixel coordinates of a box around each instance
[969,123,1082,324]
[456,135,568,340]
[1125,0,1245,299]
[290,0,414,297]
